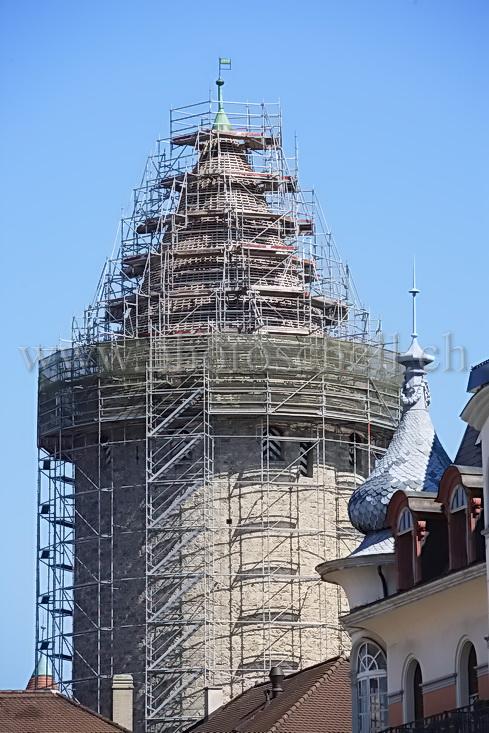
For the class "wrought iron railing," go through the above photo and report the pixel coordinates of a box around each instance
[380,701,489,733]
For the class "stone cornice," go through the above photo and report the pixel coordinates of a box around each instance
[316,553,394,579]
[387,690,403,704]
[421,673,456,694]
[476,663,489,678]
[343,562,485,626]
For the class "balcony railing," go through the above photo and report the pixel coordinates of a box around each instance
[380,701,489,732]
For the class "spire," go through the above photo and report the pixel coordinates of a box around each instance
[347,271,451,533]
[397,262,433,411]
[409,256,419,339]
[26,656,58,690]
[212,57,232,131]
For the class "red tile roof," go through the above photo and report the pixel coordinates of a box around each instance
[0,690,131,732]
[185,656,351,733]
[25,675,58,691]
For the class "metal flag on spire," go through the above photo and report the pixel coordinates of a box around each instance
[219,57,231,73]
[408,256,420,339]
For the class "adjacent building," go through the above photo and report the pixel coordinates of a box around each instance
[462,357,489,664]
[317,331,489,732]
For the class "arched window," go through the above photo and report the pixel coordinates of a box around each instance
[458,641,478,707]
[413,663,423,721]
[262,427,283,462]
[468,645,478,705]
[449,484,468,570]
[356,642,388,733]
[405,659,424,723]
[397,509,415,590]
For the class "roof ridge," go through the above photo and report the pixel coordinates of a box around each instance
[185,680,269,733]
[267,656,347,733]
[284,654,341,681]
[0,690,61,697]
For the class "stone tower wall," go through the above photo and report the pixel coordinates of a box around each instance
[70,417,377,728]
[38,335,400,732]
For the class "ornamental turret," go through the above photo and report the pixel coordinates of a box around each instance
[348,273,451,534]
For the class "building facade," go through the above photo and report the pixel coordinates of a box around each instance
[318,338,489,732]
[462,357,489,680]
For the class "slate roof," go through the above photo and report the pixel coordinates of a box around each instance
[350,528,394,557]
[184,656,351,733]
[454,425,482,468]
[348,407,451,533]
[0,690,131,733]
[467,358,489,392]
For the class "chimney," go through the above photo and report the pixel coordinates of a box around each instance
[204,687,223,717]
[112,674,134,731]
[269,666,284,699]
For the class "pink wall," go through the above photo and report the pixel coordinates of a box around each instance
[388,701,403,726]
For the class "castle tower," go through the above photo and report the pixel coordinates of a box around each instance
[37,75,401,732]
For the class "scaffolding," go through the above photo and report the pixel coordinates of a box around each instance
[73,98,373,346]
[37,91,402,732]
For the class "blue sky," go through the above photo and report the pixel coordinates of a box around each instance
[0,0,487,688]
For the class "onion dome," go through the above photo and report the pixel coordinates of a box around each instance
[26,656,58,690]
[348,275,451,534]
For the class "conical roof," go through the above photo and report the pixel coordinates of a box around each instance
[26,656,58,690]
[348,337,451,533]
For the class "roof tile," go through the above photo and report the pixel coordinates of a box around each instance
[0,690,131,733]
[184,656,351,733]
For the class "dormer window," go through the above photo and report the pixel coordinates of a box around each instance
[437,466,485,571]
[388,491,450,589]
[397,508,415,590]
[449,484,468,570]
[398,508,414,534]
[450,484,467,512]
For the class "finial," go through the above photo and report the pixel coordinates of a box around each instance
[397,259,433,409]
[398,258,433,376]
[408,256,420,339]
[212,58,232,132]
